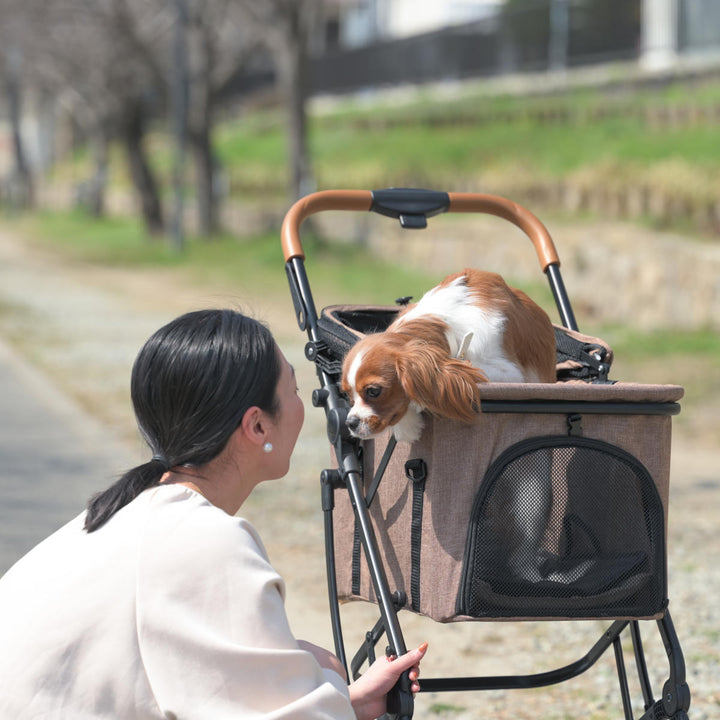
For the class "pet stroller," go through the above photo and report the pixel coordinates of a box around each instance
[281,188,691,720]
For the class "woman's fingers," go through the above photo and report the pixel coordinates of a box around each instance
[391,642,428,671]
[390,642,428,693]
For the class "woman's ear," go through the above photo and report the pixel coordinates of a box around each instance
[239,406,268,449]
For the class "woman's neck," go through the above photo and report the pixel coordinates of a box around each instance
[160,465,250,516]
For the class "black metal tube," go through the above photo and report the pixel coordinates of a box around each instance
[420,620,629,693]
[341,452,414,718]
[613,635,635,720]
[631,621,656,711]
[322,488,347,677]
[342,465,408,660]
[289,257,321,338]
[656,611,691,716]
[546,263,578,331]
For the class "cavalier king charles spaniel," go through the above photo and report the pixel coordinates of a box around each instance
[341,269,556,443]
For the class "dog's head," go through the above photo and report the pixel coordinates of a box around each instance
[341,316,486,441]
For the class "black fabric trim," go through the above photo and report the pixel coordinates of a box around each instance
[407,459,428,613]
[351,521,361,596]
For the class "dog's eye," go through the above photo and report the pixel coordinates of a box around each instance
[365,386,382,400]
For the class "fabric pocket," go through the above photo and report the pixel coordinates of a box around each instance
[457,436,667,619]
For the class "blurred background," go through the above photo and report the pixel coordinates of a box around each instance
[1,0,720,241]
[1,0,719,330]
[0,1,718,718]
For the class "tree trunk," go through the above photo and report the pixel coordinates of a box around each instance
[89,131,109,218]
[277,11,314,201]
[120,101,164,236]
[4,53,34,209]
[74,129,109,218]
[189,126,220,236]
[241,1,317,202]
[185,13,221,237]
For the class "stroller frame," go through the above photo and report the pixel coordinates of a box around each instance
[281,188,691,720]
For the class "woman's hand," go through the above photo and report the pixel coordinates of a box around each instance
[348,643,428,720]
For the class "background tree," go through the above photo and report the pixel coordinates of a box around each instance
[0,1,38,208]
[179,0,258,235]
[30,0,168,234]
[114,0,259,237]
[239,0,320,201]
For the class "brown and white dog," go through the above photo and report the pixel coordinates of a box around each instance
[341,269,556,443]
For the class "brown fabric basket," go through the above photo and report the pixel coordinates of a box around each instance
[333,382,683,623]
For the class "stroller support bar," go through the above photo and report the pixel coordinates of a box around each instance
[281,189,561,273]
[281,190,372,261]
[447,192,560,271]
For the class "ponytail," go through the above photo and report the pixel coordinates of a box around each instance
[84,458,167,532]
[82,309,281,533]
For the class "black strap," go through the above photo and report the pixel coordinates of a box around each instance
[554,327,611,382]
[352,436,398,595]
[353,435,400,597]
[406,459,428,612]
[351,521,361,596]
[365,436,397,507]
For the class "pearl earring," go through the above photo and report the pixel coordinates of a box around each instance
[263,442,273,454]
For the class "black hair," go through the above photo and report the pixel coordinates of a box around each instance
[84,309,281,532]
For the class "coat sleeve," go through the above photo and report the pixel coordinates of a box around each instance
[136,498,355,719]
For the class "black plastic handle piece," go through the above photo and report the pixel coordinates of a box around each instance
[370,188,450,229]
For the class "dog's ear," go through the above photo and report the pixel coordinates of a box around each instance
[396,346,486,423]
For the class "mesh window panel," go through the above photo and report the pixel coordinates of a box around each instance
[458,436,666,619]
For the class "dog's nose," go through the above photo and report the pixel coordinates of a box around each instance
[346,415,360,431]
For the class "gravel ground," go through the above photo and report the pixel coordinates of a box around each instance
[0,226,717,719]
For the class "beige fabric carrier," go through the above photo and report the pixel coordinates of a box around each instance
[333,381,683,623]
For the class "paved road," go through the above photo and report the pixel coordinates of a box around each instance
[0,338,130,576]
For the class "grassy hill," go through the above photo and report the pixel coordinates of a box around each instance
[212,75,720,238]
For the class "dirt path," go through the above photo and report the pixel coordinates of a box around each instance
[0,227,716,719]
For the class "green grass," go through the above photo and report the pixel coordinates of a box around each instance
[8,74,720,400]
[313,116,715,177]
[4,207,718,445]
[8,209,718,363]
[11,210,168,264]
[601,325,720,362]
[3,210,439,306]
[46,76,720,245]
[140,78,720,211]
[428,703,466,715]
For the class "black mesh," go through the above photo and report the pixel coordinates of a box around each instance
[458,436,666,618]
[316,308,399,375]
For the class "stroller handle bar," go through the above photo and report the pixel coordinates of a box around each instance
[281,188,561,271]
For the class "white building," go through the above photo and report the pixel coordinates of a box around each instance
[331,0,504,48]
[324,0,720,69]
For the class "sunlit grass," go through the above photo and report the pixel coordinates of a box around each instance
[137,78,720,213]
[3,211,439,306]
[7,209,718,365]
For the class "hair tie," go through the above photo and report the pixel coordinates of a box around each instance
[151,454,170,469]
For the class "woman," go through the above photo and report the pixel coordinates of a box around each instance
[0,309,426,719]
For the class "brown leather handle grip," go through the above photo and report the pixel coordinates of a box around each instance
[447,192,560,270]
[281,190,373,261]
[281,189,560,271]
